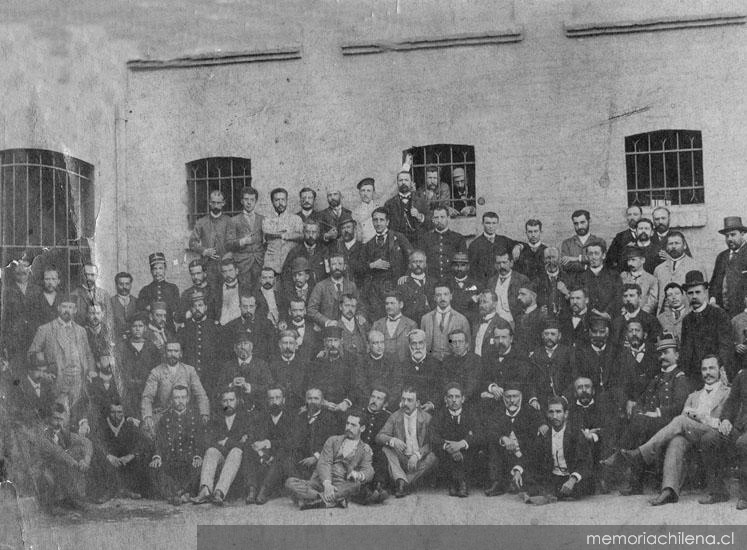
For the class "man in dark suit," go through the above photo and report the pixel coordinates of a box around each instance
[680,270,735,384]
[432,383,481,497]
[449,252,481,321]
[480,324,537,409]
[192,388,253,505]
[225,186,264,291]
[559,210,607,274]
[567,376,606,488]
[136,253,180,332]
[395,329,442,412]
[336,293,370,360]
[420,206,467,281]
[296,187,322,225]
[515,219,547,282]
[33,266,64,331]
[483,381,545,496]
[376,386,439,497]
[359,207,413,320]
[372,290,418,365]
[397,250,435,325]
[111,272,139,339]
[292,388,339,479]
[354,331,397,405]
[533,247,573,319]
[486,249,530,326]
[441,329,482,403]
[514,282,546,356]
[327,213,365,287]
[176,260,217,325]
[216,335,273,414]
[221,294,274,361]
[472,290,509,360]
[576,241,622,316]
[558,288,592,347]
[304,326,355,412]
[178,291,222,394]
[357,388,392,504]
[118,312,161,416]
[283,299,322,365]
[281,256,314,309]
[616,319,660,400]
[1,260,43,368]
[308,253,364,330]
[254,267,287,328]
[720,358,747,510]
[217,258,251,328]
[281,221,327,290]
[12,352,57,423]
[269,330,306,410]
[606,206,642,272]
[384,170,431,246]
[528,318,574,408]
[317,190,353,248]
[610,283,662,347]
[243,386,298,505]
[467,212,521,286]
[531,396,593,499]
[710,216,747,318]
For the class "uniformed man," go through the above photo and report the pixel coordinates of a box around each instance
[420,206,467,281]
[137,253,180,332]
[178,291,222,394]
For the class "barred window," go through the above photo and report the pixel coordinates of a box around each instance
[403,144,476,217]
[625,130,704,207]
[186,157,251,228]
[0,149,94,290]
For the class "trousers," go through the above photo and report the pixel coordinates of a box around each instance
[381,447,438,484]
[199,447,243,496]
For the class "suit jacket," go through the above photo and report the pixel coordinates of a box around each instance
[620,270,659,314]
[616,344,660,400]
[141,362,209,418]
[376,408,435,457]
[432,406,481,450]
[304,354,355,406]
[658,305,689,344]
[93,416,145,459]
[308,277,362,328]
[680,305,735,381]
[154,407,206,464]
[189,212,230,263]
[221,314,274,360]
[328,238,365,286]
[515,243,547,282]
[285,321,322,365]
[514,307,546,356]
[681,383,731,424]
[398,275,435,324]
[28,318,95,383]
[450,276,481,320]
[420,229,467,280]
[354,353,397,406]
[117,339,161,416]
[252,408,298,459]
[136,281,180,319]
[467,234,520,285]
[395,355,442,407]
[359,230,413,288]
[483,405,543,465]
[653,255,704,313]
[215,281,252,326]
[372,315,418,365]
[720,369,747,431]
[12,375,57,422]
[293,409,339,459]
[2,282,44,355]
[254,287,288,327]
[33,291,64,331]
[312,434,373,485]
[486,271,531,323]
[110,294,139,338]
[421,308,471,361]
[216,357,274,411]
[383,194,431,245]
[572,342,635,405]
[576,267,622,315]
[528,344,574,406]
[225,211,265,270]
[610,309,662,347]
[473,314,508,358]
[710,245,747,318]
[177,318,223,390]
[606,229,637,272]
[176,285,218,324]
[635,367,689,422]
[338,315,370,359]
[270,355,307,410]
[558,310,591,347]
[281,243,328,288]
[440,352,483,402]
[205,411,254,452]
[533,270,574,319]
[560,234,606,273]
[534,424,593,482]
[71,284,113,328]
[317,206,353,244]
[481,348,535,402]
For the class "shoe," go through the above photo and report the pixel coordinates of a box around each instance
[299,497,326,510]
[191,488,212,505]
[448,483,457,497]
[736,499,747,510]
[255,488,269,505]
[395,479,408,498]
[650,489,678,506]
[485,482,505,497]
[119,489,142,500]
[245,486,257,505]
[336,498,348,509]
[600,451,622,469]
[698,493,729,505]
[169,495,182,506]
[212,490,225,506]
[456,480,468,498]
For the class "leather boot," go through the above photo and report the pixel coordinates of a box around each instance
[299,497,326,510]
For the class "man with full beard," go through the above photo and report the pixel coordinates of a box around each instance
[630,218,663,273]
[190,189,230,293]
[262,187,304,275]
[710,216,747,318]
[606,206,642,272]
[318,190,352,247]
[560,210,606,274]
[308,253,364,330]
[620,247,659,314]
[653,231,704,313]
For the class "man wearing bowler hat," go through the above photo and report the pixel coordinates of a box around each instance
[710,216,747,318]
[137,252,180,332]
[680,270,734,385]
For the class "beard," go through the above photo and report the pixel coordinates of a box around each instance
[328,198,340,208]
[638,233,650,243]
[268,404,283,415]
[398,184,411,195]
[577,391,593,404]
[210,207,222,215]
[222,406,236,417]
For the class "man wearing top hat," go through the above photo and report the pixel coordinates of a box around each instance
[680,270,735,385]
[351,177,379,244]
[137,252,180,332]
[710,216,747,318]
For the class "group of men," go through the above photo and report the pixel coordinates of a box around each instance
[3,163,747,514]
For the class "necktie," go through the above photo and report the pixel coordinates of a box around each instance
[438,312,445,332]
[240,362,250,369]
[376,235,384,246]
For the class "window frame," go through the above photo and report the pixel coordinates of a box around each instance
[186,156,252,228]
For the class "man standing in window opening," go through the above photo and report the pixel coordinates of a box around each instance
[189,189,230,296]
[414,165,453,215]
[226,186,265,291]
[450,167,475,217]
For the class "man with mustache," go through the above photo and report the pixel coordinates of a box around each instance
[652,206,673,257]
[414,165,453,215]
[354,331,396,406]
[567,376,606,490]
[372,290,417,365]
[467,212,522,286]
[621,247,659,314]
[441,329,482,403]
[383,170,431,246]
[528,319,574,409]
[487,249,530,325]
[515,219,547,281]
[111,271,139,339]
[653,231,704,313]
[243,386,298,505]
[616,319,660,400]
[33,266,63,328]
[484,381,545,496]
[606,206,642,272]
[480,323,537,410]
[295,187,321,225]
[398,329,441,413]
[281,222,327,291]
[304,326,354,413]
[514,282,545,355]
[420,206,467,281]
[262,187,304,275]
[610,283,662,347]
[560,210,606,274]
[292,388,339,479]
[629,218,663,273]
[710,216,747,318]
[253,267,285,328]
[351,177,380,244]
[28,294,95,407]
[327,213,365,286]
[308,253,364,331]
[558,287,592,347]
[269,330,306,410]
[190,189,230,294]
[421,282,471,362]
[192,388,252,505]
[137,253,180,333]
[226,186,265,290]
[450,167,476,217]
[2,259,43,367]
[71,263,113,328]
[221,293,273,360]
[611,355,730,506]
[177,292,221,394]
[657,283,690,343]
[335,293,370,360]
[533,247,573,319]
[286,411,374,509]
[318,190,352,247]
[576,242,623,316]
[448,252,481,321]
[398,250,435,324]
[216,335,273,414]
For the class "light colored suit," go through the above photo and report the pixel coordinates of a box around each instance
[653,255,706,312]
[226,211,265,287]
[638,383,730,496]
[140,362,210,419]
[372,315,418,365]
[376,408,438,484]
[421,308,471,361]
[28,318,95,406]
